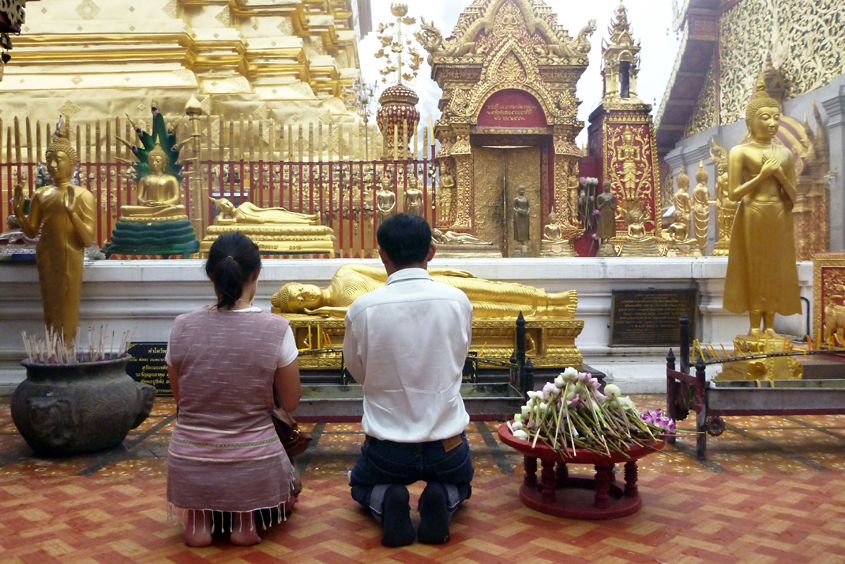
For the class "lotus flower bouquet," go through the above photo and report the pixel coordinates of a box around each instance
[506,368,673,457]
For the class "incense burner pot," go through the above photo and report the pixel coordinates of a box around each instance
[11,354,155,456]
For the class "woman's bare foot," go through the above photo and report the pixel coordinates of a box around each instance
[184,510,212,547]
[230,512,261,546]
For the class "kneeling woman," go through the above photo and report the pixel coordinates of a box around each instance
[166,232,302,546]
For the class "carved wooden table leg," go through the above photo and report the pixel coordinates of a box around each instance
[624,460,638,498]
[555,462,568,487]
[594,464,611,509]
[541,459,556,502]
[524,455,537,488]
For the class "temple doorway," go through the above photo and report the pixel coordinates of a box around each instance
[473,146,543,257]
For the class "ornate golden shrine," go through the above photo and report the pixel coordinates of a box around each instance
[279,313,583,371]
[586,4,662,246]
[418,0,596,257]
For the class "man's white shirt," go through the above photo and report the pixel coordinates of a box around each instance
[343,268,472,443]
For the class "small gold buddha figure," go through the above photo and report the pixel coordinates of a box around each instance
[673,167,692,225]
[12,118,96,342]
[404,174,424,217]
[211,197,319,225]
[710,139,736,256]
[542,210,563,242]
[723,73,801,339]
[618,200,660,257]
[664,210,690,242]
[376,175,396,229]
[692,161,716,254]
[120,143,187,222]
[272,264,577,319]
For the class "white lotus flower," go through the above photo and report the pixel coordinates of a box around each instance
[521,406,531,418]
[513,430,530,440]
[511,421,524,432]
[619,396,635,410]
[554,375,565,387]
[604,384,622,398]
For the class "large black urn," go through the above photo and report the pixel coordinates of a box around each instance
[12,354,155,456]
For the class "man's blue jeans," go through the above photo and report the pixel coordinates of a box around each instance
[349,433,474,522]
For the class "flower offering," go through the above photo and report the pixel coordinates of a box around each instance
[506,368,673,457]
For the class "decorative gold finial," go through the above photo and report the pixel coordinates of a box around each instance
[390,1,408,17]
[47,116,78,164]
[374,1,423,85]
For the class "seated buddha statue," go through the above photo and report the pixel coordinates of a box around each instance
[120,143,187,222]
[211,197,319,226]
[542,210,563,241]
[272,263,576,319]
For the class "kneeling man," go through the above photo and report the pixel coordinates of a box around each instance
[344,214,474,547]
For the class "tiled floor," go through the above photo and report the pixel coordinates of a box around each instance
[2,395,845,562]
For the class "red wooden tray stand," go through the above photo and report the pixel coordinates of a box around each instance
[498,423,664,519]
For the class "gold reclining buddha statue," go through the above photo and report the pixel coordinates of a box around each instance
[272,264,577,319]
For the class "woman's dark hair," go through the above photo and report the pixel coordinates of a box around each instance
[205,232,261,309]
[376,213,431,267]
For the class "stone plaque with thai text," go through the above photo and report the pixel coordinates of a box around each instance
[610,290,698,346]
[126,342,172,396]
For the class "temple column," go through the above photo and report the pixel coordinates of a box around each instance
[451,125,473,231]
[823,88,845,251]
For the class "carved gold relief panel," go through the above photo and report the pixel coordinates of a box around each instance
[720,0,845,125]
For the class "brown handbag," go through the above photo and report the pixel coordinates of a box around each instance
[272,405,312,459]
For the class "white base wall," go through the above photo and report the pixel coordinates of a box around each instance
[0,257,814,394]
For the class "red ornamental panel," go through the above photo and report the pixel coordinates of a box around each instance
[603,119,659,234]
[478,89,547,129]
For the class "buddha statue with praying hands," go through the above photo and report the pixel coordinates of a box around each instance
[723,73,801,340]
[272,264,576,319]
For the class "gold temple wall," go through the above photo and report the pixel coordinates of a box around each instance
[1,0,365,132]
[678,0,845,139]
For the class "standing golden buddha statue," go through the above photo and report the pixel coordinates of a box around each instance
[723,74,801,339]
[404,174,424,217]
[710,139,735,256]
[692,161,716,255]
[12,118,96,342]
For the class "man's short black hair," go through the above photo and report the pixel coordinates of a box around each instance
[377,214,432,267]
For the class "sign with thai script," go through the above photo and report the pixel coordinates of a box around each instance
[478,89,546,128]
[611,290,698,346]
[126,342,172,397]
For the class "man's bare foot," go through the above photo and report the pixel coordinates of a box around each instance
[230,513,261,546]
[184,510,212,547]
